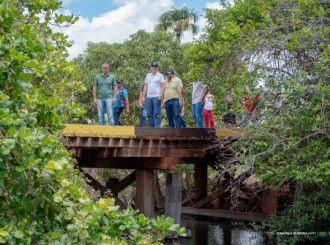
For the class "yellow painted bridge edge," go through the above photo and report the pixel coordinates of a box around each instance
[62,124,243,138]
[62,124,136,138]
[216,128,243,138]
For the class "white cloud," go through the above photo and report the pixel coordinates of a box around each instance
[180,16,206,43]
[205,1,224,10]
[181,2,224,43]
[60,0,173,59]
[59,0,226,58]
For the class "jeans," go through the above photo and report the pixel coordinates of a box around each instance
[145,97,161,127]
[139,107,147,127]
[113,107,124,125]
[178,112,187,128]
[165,98,181,128]
[97,98,114,125]
[202,109,215,128]
[192,102,204,128]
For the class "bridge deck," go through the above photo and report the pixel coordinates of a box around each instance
[62,124,242,170]
[62,125,276,221]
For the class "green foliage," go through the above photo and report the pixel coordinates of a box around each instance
[74,30,189,125]
[187,0,330,243]
[0,0,183,244]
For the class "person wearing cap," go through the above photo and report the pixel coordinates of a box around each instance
[142,61,165,128]
[113,79,130,125]
[93,63,117,125]
[162,69,185,128]
[192,81,208,128]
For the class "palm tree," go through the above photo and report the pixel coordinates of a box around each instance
[155,6,199,42]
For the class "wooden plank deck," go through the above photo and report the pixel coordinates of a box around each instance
[62,124,241,170]
[62,124,242,139]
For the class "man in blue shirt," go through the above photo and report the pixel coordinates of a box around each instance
[113,79,130,125]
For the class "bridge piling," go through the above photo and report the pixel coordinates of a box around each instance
[136,169,154,217]
[165,172,182,225]
[194,161,208,202]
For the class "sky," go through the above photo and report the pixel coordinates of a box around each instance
[58,0,225,59]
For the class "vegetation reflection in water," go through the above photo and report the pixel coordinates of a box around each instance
[168,217,267,245]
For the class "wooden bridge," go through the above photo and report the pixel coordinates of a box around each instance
[62,124,277,222]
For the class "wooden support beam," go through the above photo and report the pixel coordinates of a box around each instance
[252,192,263,208]
[136,169,154,217]
[165,173,182,225]
[113,197,127,210]
[194,161,208,202]
[193,184,229,208]
[96,147,206,158]
[182,207,267,222]
[194,171,252,208]
[77,147,206,158]
[64,137,211,149]
[262,189,277,217]
[79,170,126,210]
[81,171,107,195]
[108,170,136,195]
[76,157,178,170]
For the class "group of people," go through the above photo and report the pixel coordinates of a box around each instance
[93,61,216,128]
[93,61,269,129]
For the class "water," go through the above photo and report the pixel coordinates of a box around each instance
[171,216,269,245]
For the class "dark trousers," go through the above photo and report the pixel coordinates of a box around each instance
[165,98,182,128]
[113,107,124,125]
[139,107,147,127]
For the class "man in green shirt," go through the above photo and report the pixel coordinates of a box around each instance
[93,63,117,125]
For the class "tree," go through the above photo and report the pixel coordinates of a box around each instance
[186,0,330,243]
[0,1,184,243]
[155,6,199,42]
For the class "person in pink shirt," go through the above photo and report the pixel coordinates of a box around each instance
[202,91,215,128]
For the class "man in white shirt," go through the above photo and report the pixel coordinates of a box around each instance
[192,81,208,128]
[142,61,165,127]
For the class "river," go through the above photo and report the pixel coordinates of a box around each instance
[168,216,274,245]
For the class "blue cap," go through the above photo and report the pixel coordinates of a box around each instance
[150,61,158,67]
